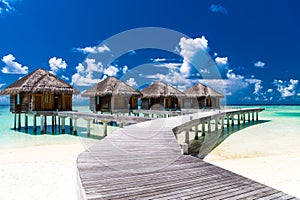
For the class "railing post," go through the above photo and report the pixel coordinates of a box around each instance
[194,123,198,140]
[185,129,189,144]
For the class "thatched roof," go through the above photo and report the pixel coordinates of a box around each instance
[81,76,142,97]
[141,81,185,98]
[0,68,80,95]
[185,83,224,98]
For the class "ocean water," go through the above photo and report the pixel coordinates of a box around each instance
[0,105,299,150]
[0,106,118,150]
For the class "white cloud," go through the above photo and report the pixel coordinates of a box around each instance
[49,57,67,74]
[122,65,128,74]
[71,58,103,86]
[126,78,137,87]
[267,89,273,93]
[209,4,228,15]
[274,79,299,98]
[154,63,181,69]
[246,78,263,95]
[1,54,28,74]
[215,57,228,67]
[151,58,167,62]
[254,61,265,68]
[104,65,119,76]
[0,82,5,88]
[179,36,209,77]
[61,75,69,81]
[0,0,15,15]
[75,45,110,54]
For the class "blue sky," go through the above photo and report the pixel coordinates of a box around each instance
[0,0,300,105]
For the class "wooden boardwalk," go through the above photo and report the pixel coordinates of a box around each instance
[77,108,298,200]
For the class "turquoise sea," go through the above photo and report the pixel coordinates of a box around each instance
[0,105,299,149]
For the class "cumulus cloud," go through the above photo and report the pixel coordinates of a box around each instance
[274,79,299,98]
[154,63,181,69]
[215,57,228,67]
[126,78,137,87]
[71,58,103,86]
[104,65,119,76]
[254,61,265,68]
[74,45,110,54]
[49,57,67,74]
[122,65,128,74]
[179,36,209,77]
[209,4,228,15]
[1,54,28,74]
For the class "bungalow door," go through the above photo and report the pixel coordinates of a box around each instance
[34,95,42,111]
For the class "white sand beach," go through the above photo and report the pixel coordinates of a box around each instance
[0,143,85,200]
[205,118,300,198]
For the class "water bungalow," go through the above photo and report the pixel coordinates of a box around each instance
[81,76,142,113]
[0,68,80,132]
[140,81,185,110]
[184,83,224,109]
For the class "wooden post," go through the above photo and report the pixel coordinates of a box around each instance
[221,117,224,130]
[227,115,229,127]
[252,111,254,121]
[18,113,21,131]
[231,114,234,126]
[201,122,205,136]
[243,113,246,124]
[248,112,250,123]
[44,115,47,133]
[194,123,199,140]
[52,116,55,133]
[208,120,211,133]
[87,119,91,137]
[40,115,44,134]
[74,118,77,135]
[33,115,37,133]
[14,113,17,130]
[61,117,65,133]
[69,118,73,132]
[103,121,108,136]
[215,118,218,131]
[185,129,189,144]
[25,113,28,131]
[256,111,259,121]
[58,117,61,132]
[237,114,240,125]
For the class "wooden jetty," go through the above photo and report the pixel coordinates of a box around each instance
[77,107,298,199]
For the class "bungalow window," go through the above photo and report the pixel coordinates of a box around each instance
[16,94,21,105]
[45,93,51,103]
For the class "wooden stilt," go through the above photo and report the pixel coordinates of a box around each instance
[25,113,28,131]
[208,120,211,133]
[215,118,218,131]
[87,119,91,137]
[18,113,21,131]
[58,117,61,132]
[69,118,73,132]
[33,115,37,133]
[201,122,205,136]
[103,121,108,136]
[243,113,246,124]
[221,117,224,130]
[40,115,44,134]
[248,112,250,122]
[231,114,234,126]
[256,111,259,121]
[237,114,240,125]
[44,115,47,133]
[227,115,230,127]
[62,117,65,133]
[14,113,17,130]
[52,116,55,133]
[185,129,189,144]
[252,111,254,121]
[74,118,77,135]
[194,123,199,140]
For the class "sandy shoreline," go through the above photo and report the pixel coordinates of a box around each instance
[0,143,85,200]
